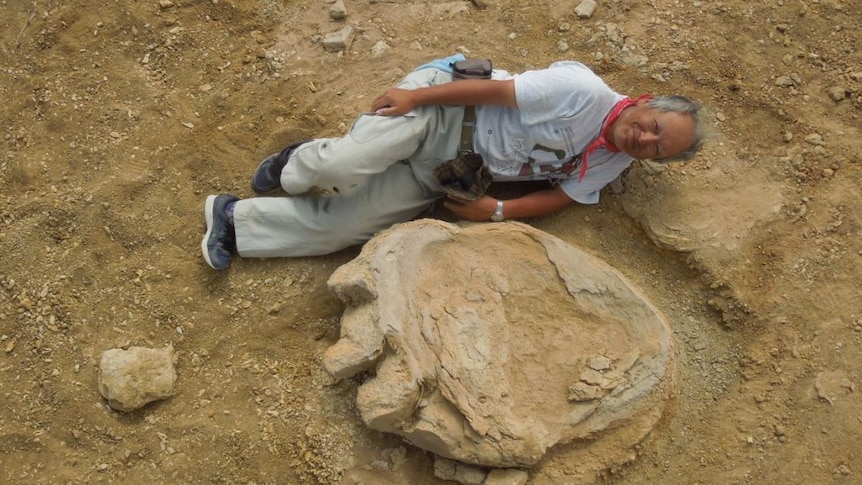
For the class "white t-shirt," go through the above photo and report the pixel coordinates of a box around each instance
[473,62,633,204]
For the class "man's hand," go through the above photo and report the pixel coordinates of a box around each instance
[443,194,498,221]
[372,88,416,116]
[444,186,575,221]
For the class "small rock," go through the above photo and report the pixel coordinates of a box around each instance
[588,355,612,371]
[434,457,487,485]
[826,86,847,102]
[250,30,266,44]
[580,368,603,385]
[329,0,347,20]
[814,370,851,405]
[371,40,390,58]
[774,76,795,87]
[323,27,354,53]
[158,0,174,9]
[575,0,598,18]
[98,346,177,412]
[484,468,529,485]
[383,446,407,470]
[568,381,601,401]
[804,133,825,146]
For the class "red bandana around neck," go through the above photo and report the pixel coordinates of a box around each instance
[578,94,653,182]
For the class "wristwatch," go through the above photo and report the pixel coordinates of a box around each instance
[490,200,505,222]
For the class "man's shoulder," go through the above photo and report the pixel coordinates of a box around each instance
[518,61,616,95]
[545,60,600,77]
[515,60,595,76]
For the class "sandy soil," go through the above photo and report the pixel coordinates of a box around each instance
[1,0,860,484]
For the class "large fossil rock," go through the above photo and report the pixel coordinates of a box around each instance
[325,220,674,469]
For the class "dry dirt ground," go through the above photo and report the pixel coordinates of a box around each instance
[1,0,860,484]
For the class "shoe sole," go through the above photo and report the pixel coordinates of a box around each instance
[201,195,218,269]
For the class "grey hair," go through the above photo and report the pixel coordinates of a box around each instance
[648,95,705,162]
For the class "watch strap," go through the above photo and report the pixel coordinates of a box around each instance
[491,199,505,222]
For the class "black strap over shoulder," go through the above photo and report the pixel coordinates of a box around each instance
[436,58,494,200]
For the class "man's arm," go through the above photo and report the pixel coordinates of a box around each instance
[444,185,574,221]
[372,79,517,116]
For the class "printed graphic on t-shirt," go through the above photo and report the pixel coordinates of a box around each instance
[491,136,528,174]
[512,143,583,180]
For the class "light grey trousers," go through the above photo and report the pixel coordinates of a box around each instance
[234,68,464,257]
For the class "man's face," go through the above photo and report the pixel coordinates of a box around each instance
[607,99,695,160]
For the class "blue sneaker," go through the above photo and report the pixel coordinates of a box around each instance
[251,140,308,194]
[201,194,238,270]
